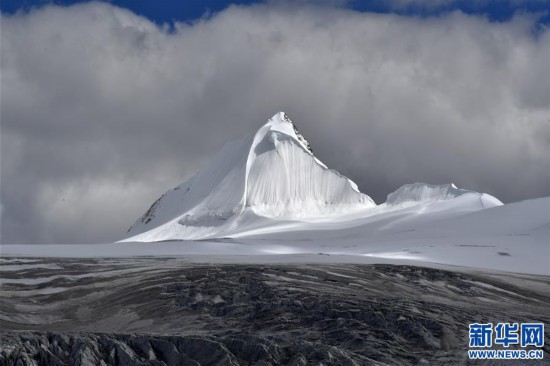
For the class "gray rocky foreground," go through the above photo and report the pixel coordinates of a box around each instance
[1,258,549,365]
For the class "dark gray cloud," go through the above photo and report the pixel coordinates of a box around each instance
[1,2,549,244]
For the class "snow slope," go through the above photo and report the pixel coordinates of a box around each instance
[122,112,375,242]
[2,196,548,274]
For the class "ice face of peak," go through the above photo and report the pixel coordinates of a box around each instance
[121,113,376,242]
[385,183,503,208]
[246,129,373,217]
[246,112,374,216]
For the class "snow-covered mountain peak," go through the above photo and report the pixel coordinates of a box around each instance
[121,113,375,242]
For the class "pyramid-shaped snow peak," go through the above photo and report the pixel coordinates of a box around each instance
[122,112,376,242]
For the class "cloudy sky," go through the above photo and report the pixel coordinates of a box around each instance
[1,0,549,244]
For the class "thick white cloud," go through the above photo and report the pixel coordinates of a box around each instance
[1,2,548,243]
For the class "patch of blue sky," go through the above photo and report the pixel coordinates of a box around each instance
[2,0,548,33]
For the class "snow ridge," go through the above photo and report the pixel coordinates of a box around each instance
[384,183,503,207]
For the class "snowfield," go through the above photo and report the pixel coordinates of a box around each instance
[3,195,548,275]
[2,112,549,275]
